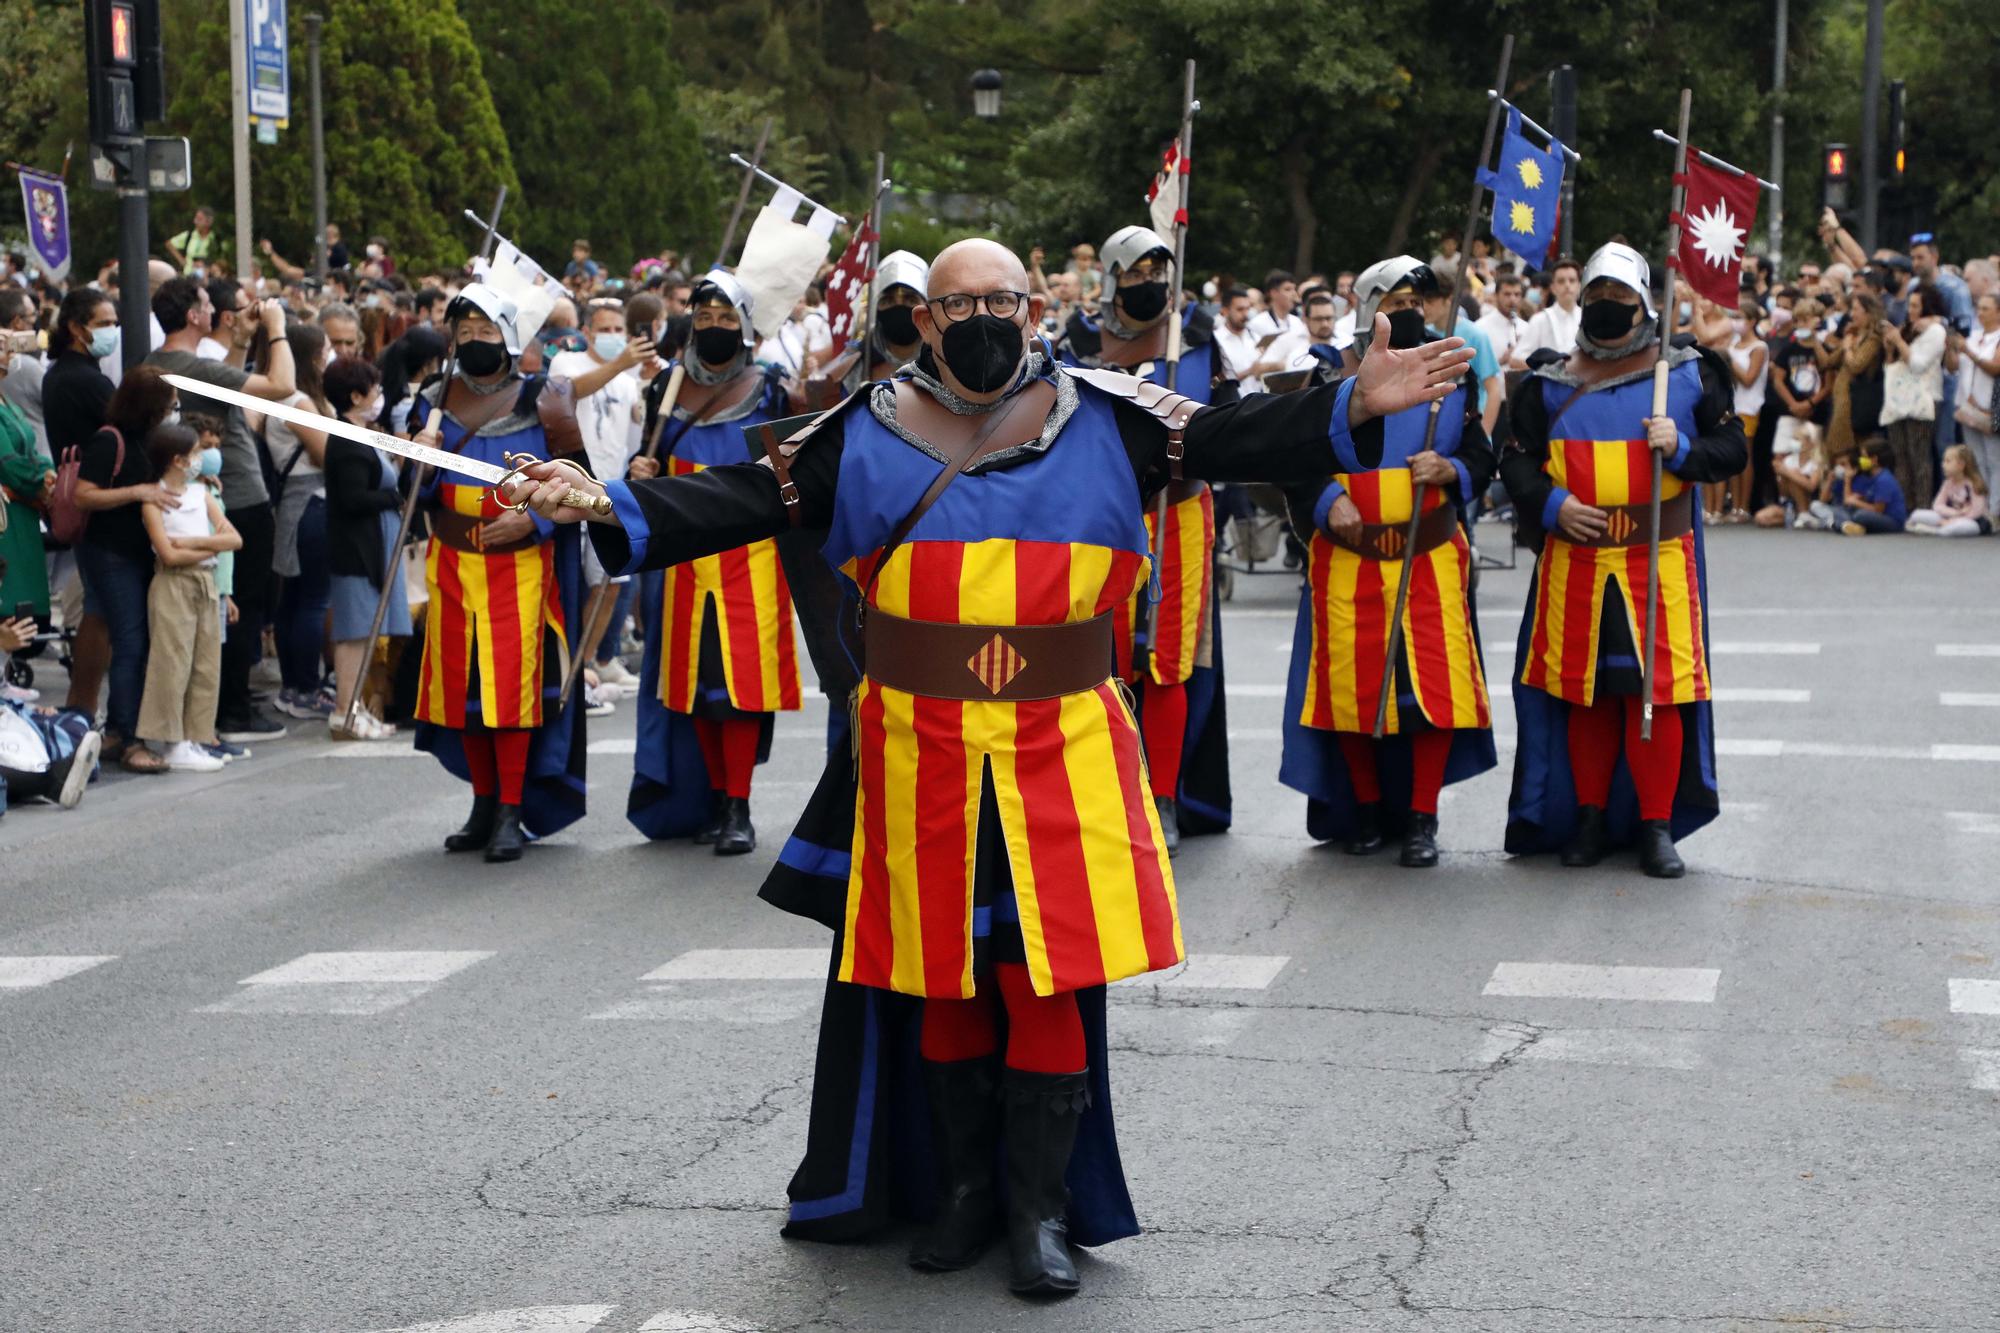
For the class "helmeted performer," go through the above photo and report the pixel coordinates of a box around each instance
[1278,257,1496,867]
[1498,242,1745,878]
[1058,223,1232,854]
[408,285,589,862]
[507,238,1471,1299]
[626,270,801,854]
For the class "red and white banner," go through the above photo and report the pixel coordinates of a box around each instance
[822,221,878,354]
[1675,154,1760,308]
[1146,142,1188,239]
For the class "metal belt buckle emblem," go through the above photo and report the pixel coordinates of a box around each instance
[968,633,1027,696]
[1604,510,1638,543]
[1374,528,1405,558]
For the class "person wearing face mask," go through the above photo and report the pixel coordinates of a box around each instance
[1498,242,1747,880]
[1056,224,1233,854]
[504,236,1474,1300]
[625,271,800,856]
[1715,300,1769,523]
[404,284,593,862]
[0,338,54,625]
[800,250,932,409]
[1509,257,1582,369]
[1279,256,1496,868]
[321,356,408,740]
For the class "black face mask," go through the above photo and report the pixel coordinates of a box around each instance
[1581,297,1639,342]
[692,324,743,365]
[457,339,508,377]
[876,304,919,346]
[1118,280,1170,323]
[1385,307,1428,350]
[939,313,1024,393]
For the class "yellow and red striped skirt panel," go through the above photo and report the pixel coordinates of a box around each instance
[1112,485,1213,685]
[836,536,1179,999]
[1518,438,1710,707]
[417,540,561,730]
[655,456,801,714]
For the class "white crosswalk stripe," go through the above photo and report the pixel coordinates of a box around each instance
[1937,644,2000,657]
[1709,641,1821,655]
[641,948,825,981]
[1484,962,1720,1004]
[1941,693,2000,708]
[1474,1024,1706,1072]
[358,1308,617,1333]
[1947,978,2000,1016]
[0,955,117,989]
[1710,687,1810,703]
[199,950,494,1015]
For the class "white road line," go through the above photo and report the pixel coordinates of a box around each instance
[1711,739,2000,763]
[1948,979,2000,1016]
[1154,954,1291,990]
[0,955,117,990]
[200,950,494,1016]
[641,948,826,981]
[1959,1049,2000,1093]
[635,1310,760,1333]
[1938,644,2000,657]
[358,1307,617,1333]
[1710,688,1810,704]
[1226,683,1288,699]
[1484,962,1720,1004]
[1709,641,1821,655]
[319,743,427,759]
[1946,811,2000,836]
[1942,693,2000,708]
[1936,745,2000,763]
[588,986,821,1025]
[587,738,637,755]
[1473,1025,1705,1071]
[1716,738,1786,757]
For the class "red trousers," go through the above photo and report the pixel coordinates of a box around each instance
[919,961,1086,1074]
[1337,729,1454,815]
[693,716,760,799]
[1567,697,1682,821]
[460,728,531,804]
[1139,679,1188,799]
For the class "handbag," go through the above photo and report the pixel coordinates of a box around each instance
[48,426,121,547]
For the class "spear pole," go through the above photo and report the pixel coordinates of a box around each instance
[1141,60,1198,665]
[1641,88,1695,742]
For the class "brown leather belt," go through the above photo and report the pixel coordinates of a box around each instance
[1561,490,1694,548]
[430,508,538,555]
[863,609,1116,702]
[1329,502,1460,560]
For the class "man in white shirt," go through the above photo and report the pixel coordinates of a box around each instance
[1248,268,1308,344]
[1509,257,1581,368]
[755,301,827,378]
[1476,271,1530,370]
[1213,287,1277,392]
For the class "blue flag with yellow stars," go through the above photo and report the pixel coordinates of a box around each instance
[1478,108,1565,271]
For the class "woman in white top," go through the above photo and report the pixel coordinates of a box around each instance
[136,423,241,771]
[1717,300,1768,522]
[1954,293,2000,502]
[1881,285,1949,511]
[246,323,331,719]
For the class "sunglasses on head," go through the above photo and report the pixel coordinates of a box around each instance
[1910,232,1936,247]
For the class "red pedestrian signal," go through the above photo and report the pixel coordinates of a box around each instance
[108,3,135,64]
[1824,146,1848,181]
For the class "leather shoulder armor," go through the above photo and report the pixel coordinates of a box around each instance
[1066,365,1202,433]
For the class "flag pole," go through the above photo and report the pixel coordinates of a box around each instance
[1642,88,1694,743]
[1369,35,1510,738]
[715,118,774,268]
[342,186,506,736]
[852,152,889,368]
[1141,60,1198,670]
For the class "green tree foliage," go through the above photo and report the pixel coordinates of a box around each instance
[461,0,721,273]
[162,0,516,276]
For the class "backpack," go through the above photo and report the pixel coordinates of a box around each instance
[48,425,122,547]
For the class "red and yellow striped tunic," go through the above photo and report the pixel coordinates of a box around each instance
[1113,485,1214,686]
[1299,468,1490,735]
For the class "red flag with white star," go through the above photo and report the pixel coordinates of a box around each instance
[1146,141,1188,239]
[822,221,879,354]
[1675,153,1759,308]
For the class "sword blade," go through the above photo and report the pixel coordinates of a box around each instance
[158,374,511,486]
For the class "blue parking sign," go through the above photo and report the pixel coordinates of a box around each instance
[246,0,289,124]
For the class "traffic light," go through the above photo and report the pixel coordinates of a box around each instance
[1888,79,1906,180]
[85,0,141,144]
[1823,142,1850,213]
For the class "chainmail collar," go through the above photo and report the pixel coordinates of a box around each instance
[458,368,515,396]
[871,348,1078,469]
[421,371,536,437]
[686,347,753,386]
[1537,330,1695,390]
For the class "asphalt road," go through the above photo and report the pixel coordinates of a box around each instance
[6,520,2000,1333]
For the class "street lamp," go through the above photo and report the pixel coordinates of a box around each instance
[971,69,1003,119]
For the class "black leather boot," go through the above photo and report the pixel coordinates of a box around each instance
[909,1057,1000,1272]
[1560,805,1608,867]
[444,794,498,852]
[1002,1069,1088,1298]
[692,791,726,845]
[484,804,526,863]
[1344,802,1385,855]
[715,797,755,856]
[1636,819,1685,879]
[1399,812,1440,868]
[1154,795,1181,858]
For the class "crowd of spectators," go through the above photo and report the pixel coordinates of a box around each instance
[0,204,1994,814]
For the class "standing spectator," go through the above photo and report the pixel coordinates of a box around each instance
[72,367,178,771]
[1906,444,1989,536]
[1953,293,2000,490]
[165,206,219,276]
[46,289,120,717]
[0,348,52,620]
[1428,234,1462,287]
[320,356,406,739]
[549,302,648,490]
[324,223,350,273]
[415,287,447,329]
[1249,269,1307,348]
[318,303,363,363]
[1510,257,1581,367]
[1822,292,1886,458]
[1065,242,1103,307]
[135,423,239,771]
[200,278,252,362]
[375,325,445,435]
[1476,272,1529,370]
[0,288,48,456]
[1909,234,1975,330]
[564,239,602,299]
[1881,285,1948,512]
[145,278,296,743]
[1716,300,1768,522]
[1212,287,1271,392]
[248,323,332,720]
[1421,273,1501,433]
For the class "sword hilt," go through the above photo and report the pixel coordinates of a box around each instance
[497,452,614,517]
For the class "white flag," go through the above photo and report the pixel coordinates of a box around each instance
[737,203,832,339]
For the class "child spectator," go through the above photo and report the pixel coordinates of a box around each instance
[134,424,241,771]
[1764,422,1826,527]
[1906,444,1990,537]
[1810,441,1905,535]
[321,356,406,740]
[0,609,100,812]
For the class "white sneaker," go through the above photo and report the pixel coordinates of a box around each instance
[165,740,226,772]
[596,657,637,686]
[58,730,102,809]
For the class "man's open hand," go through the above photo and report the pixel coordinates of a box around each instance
[1353,315,1473,425]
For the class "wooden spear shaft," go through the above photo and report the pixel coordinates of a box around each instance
[1642,88,1695,742]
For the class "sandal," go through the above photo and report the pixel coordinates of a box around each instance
[121,745,168,774]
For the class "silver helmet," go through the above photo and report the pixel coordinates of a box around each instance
[1350,255,1439,350]
[873,249,930,303]
[1580,242,1657,319]
[445,282,523,355]
[1101,223,1174,285]
[690,268,756,327]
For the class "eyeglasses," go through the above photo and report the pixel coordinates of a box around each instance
[926,290,1028,323]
